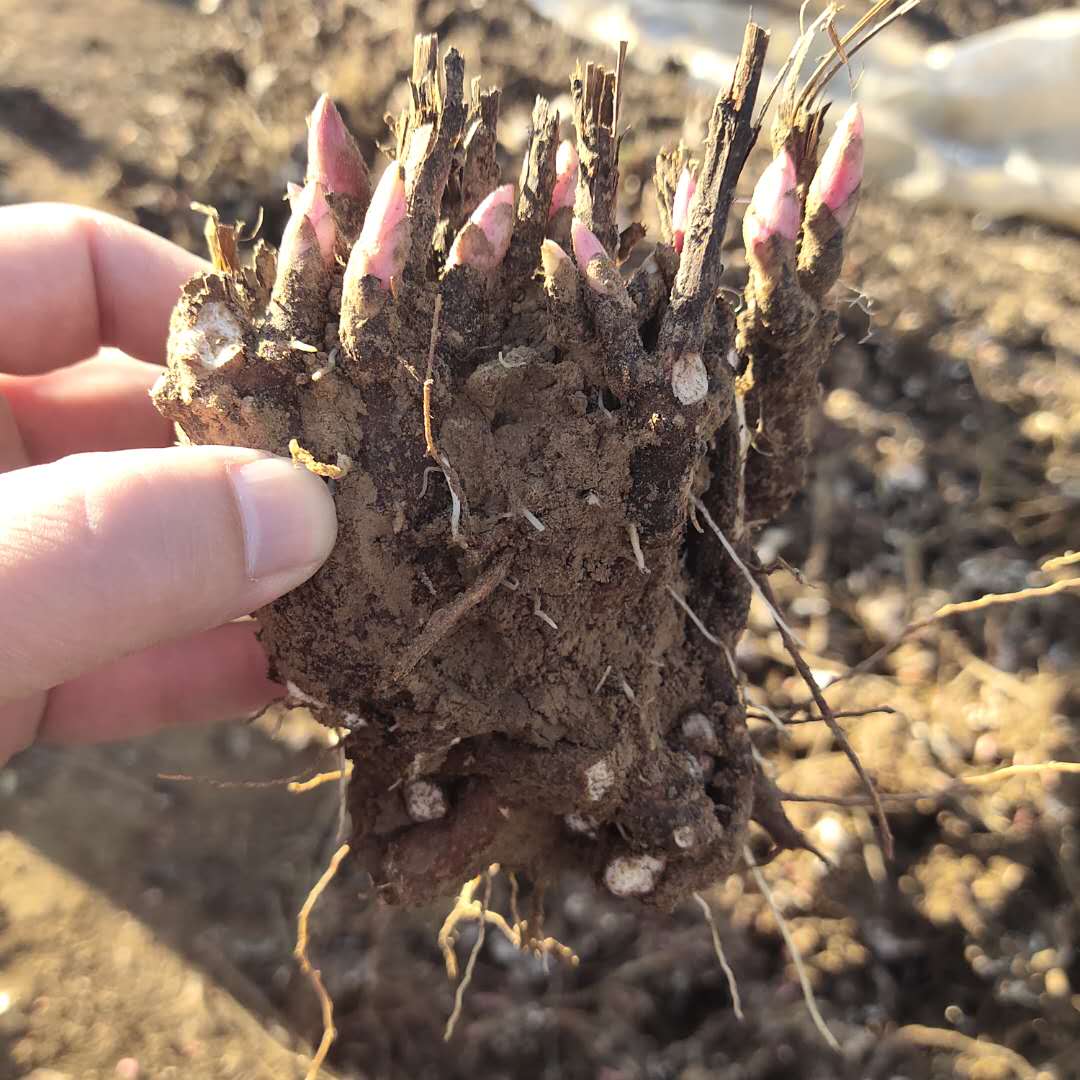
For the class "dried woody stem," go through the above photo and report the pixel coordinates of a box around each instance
[629,24,770,543]
[570,43,626,256]
[505,96,560,284]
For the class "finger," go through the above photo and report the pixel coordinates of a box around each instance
[0,202,206,375]
[0,445,338,701]
[37,622,282,746]
[0,390,31,472]
[0,350,174,464]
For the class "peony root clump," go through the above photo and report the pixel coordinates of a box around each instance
[153,23,868,909]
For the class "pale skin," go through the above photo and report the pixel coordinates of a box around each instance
[0,204,339,766]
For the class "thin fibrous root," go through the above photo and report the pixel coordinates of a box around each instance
[1042,550,1080,572]
[743,845,839,1052]
[627,523,649,574]
[808,572,1080,702]
[754,571,894,861]
[782,759,1080,808]
[289,761,354,794]
[389,555,512,684]
[895,1025,1036,1080]
[691,496,804,645]
[295,842,350,1080]
[693,891,744,1021]
[533,593,559,631]
[443,870,495,1041]
[667,585,721,646]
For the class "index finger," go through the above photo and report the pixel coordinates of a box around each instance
[0,203,207,375]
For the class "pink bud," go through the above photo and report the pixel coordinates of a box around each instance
[445,183,515,272]
[671,166,696,254]
[742,149,801,256]
[346,161,409,289]
[275,213,319,295]
[285,180,336,267]
[807,103,864,228]
[549,140,579,219]
[571,219,607,270]
[571,219,621,296]
[307,94,371,203]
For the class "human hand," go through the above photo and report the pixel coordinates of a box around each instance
[0,204,338,766]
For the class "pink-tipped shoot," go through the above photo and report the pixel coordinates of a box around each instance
[807,103,864,228]
[307,93,371,203]
[274,214,319,299]
[285,180,336,267]
[540,237,573,282]
[571,219,607,270]
[549,140,579,219]
[742,148,801,257]
[346,161,409,289]
[275,181,334,295]
[445,183,515,272]
[571,219,622,297]
[671,166,696,254]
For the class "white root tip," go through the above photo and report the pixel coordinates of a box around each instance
[627,523,649,574]
[521,507,547,532]
[564,813,598,837]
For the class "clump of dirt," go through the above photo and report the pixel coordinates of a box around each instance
[152,23,876,910]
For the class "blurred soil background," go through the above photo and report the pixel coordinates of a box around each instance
[1,0,1079,1077]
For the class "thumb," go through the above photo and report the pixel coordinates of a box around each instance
[0,445,337,701]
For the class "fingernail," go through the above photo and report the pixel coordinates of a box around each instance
[228,456,338,581]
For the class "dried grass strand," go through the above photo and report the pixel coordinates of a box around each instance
[423,295,444,462]
[958,760,1080,787]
